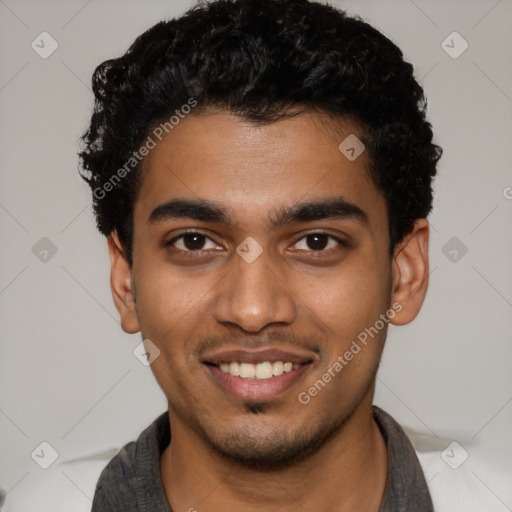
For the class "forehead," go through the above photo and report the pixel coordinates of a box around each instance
[135,109,386,228]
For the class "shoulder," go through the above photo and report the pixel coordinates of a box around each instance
[1,448,119,512]
[406,428,512,512]
[2,414,168,511]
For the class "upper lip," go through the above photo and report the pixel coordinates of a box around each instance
[202,348,315,365]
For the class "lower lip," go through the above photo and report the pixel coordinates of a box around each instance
[205,364,311,402]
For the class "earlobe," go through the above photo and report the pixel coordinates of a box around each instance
[389,219,430,326]
[107,231,140,334]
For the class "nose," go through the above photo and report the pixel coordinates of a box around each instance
[211,249,297,333]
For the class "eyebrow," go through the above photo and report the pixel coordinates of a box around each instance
[148,196,368,228]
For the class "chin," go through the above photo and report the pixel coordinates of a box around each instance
[199,412,348,471]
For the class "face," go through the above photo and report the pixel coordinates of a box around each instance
[109,109,429,468]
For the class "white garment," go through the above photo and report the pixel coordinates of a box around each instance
[1,431,509,511]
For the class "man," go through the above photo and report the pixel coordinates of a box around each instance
[83,0,441,510]
[7,0,488,510]
[75,0,440,512]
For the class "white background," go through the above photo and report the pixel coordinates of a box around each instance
[0,0,511,508]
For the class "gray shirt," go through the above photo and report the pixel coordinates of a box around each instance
[91,406,434,511]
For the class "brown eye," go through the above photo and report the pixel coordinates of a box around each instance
[181,233,207,250]
[305,234,329,251]
[293,233,344,252]
[167,231,219,252]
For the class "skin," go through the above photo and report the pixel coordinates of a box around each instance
[108,109,429,512]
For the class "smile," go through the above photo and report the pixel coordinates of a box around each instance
[202,348,314,402]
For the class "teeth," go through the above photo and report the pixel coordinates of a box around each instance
[218,361,300,379]
[272,361,284,376]
[239,363,256,378]
[255,362,273,379]
[229,361,240,376]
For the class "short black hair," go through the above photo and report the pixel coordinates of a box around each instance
[79,0,442,265]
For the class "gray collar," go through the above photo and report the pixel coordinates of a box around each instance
[373,406,434,512]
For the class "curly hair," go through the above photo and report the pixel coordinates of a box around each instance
[79,0,442,265]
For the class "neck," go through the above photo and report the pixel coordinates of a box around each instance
[160,391,388,512]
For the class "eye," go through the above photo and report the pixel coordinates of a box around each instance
[292,232,346,252]
[166,231,220,252]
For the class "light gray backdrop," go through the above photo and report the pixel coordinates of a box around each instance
[1,0,511,508]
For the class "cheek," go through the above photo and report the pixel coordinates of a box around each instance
[133,254,216,335]
[134,273,213,399]
[131,261,220,395]
[303,252,391,337]
[299,251,392,400]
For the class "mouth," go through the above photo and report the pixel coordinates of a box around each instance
[202,348,314,402]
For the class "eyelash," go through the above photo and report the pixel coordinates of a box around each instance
[165,229,347,255]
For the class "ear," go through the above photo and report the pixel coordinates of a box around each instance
[389,219,430,326]
[107,231,140,334]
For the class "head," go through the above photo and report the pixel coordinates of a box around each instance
[80,0,441,469]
